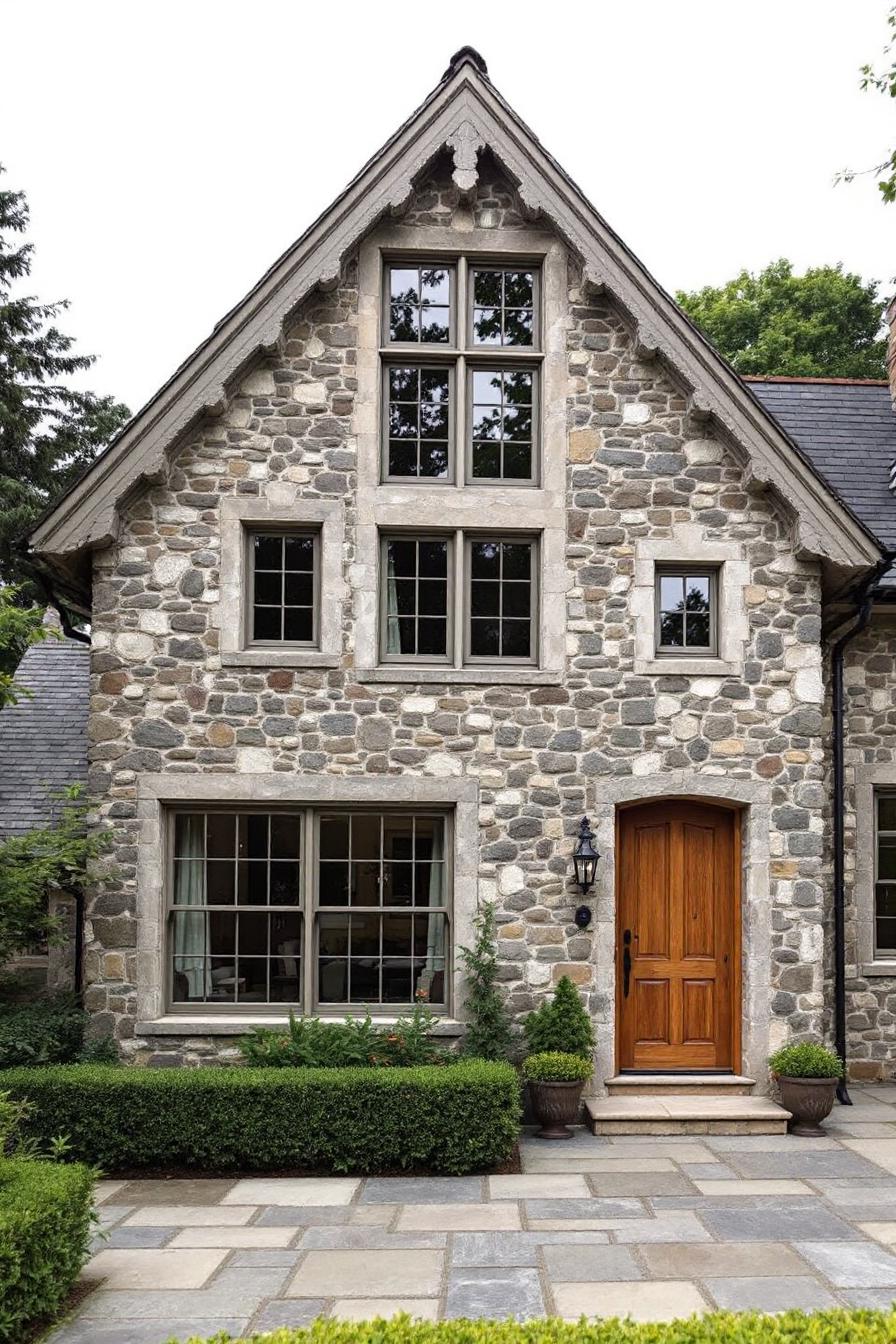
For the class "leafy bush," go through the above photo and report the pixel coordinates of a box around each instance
[769,1043,844,1079]
[523,975,594,1059]
[239,999,445,1069]
[0,1060,520,1175]
[170,1309,896,1344]
[0,1157,95,1342]
[0,994,86,1067]
[523,1051,592,1083]
[459,902,513,1062]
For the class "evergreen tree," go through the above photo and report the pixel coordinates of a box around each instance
[0,165,130,599]
[459,901,513,1061]
[524,975,595,1060]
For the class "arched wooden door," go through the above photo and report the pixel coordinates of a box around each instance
[617,800,740,1072]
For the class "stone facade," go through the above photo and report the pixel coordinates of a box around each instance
[83,160,832,1076]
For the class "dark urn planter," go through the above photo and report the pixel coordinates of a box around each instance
[777,1074,838,1137]
[529,1079,585,1139]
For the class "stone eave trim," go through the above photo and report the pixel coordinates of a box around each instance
[29,64,881,570]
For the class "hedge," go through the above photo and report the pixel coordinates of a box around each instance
[0,994,86,1067]
[0,1157,95,1343]
[0,1060,520,1175]
[171,1311,896,1344]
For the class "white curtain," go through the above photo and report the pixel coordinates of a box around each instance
[421,821,445,999]
[386,549,401,654]
[173,815,208,999]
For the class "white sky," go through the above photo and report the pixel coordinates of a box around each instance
[2,0,894,413]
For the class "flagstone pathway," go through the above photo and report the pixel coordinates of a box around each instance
[45,1084,896,1343]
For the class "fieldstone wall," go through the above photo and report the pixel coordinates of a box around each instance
[839,620,896,1080]
[83,162,829,1067]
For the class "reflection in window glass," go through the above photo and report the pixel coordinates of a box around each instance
[388,266,451,343]
[876,794,896,956]
[657,572,714,652]
[387,366,450,478]
[472,269,534,346]
[383,537,449,658]
[471,370,533,480]
[469,539,533,659]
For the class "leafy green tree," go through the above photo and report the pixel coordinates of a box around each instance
[523,975,595,1060]
[840,5,896,204]
[0,586,55,704]
[676,260,888,378]
[0,165,129,600]
[458,902,513,1061]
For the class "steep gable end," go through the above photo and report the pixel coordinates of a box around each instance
[30,48,881,575]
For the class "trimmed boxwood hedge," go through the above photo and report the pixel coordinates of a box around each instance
[175,1312,896,1344]
[0,1157,95,1343]
[0,1060,520,1174]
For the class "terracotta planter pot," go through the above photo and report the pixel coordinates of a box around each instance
[529,1079,585,1139]
[777,1074,838,1137]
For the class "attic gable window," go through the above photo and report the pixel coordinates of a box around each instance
[383,257,541,485]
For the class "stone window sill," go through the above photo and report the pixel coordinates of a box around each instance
[136,1016,466,1038]
[220,650,342,669]
[861,962,896,979]
[355,666,562,686]
[633,657,742,678]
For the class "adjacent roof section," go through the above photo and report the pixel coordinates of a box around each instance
[747,379,896,550]
[0,635,90,840]
[28,48,882,573]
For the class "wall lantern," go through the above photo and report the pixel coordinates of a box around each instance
[572,815,600,928]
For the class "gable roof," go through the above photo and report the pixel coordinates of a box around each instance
[0,634,89,839]
[747,379,896,551]
[29,48,883,573]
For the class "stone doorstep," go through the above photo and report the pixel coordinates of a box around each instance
[605,1075,756,1097]
[585,1095,790,1137]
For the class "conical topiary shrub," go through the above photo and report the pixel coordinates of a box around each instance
[523,975,594,1060]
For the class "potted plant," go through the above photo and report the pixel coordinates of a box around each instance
[768,1042,844,1136]
[523,1051,593,1139]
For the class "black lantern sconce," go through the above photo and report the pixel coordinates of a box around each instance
[572,816,600,929]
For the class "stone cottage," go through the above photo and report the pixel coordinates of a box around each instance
[20,48,896,1115]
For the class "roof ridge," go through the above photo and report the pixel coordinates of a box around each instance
[743,376,890,386]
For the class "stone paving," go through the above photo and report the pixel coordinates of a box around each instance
[45,1086,896,1343]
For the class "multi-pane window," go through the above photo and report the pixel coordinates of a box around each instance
[383,257,540,485]
[655,569,716,655]
[875,794,896,957]
[318,813,447,1006]
[171,812,303,1006]
[386,367,451,479]
[168,809,451,1011]
[382,537,450,660]
[250,532,317,645]
[381,532,536,666]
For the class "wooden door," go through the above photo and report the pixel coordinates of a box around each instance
[617,800,739,1071]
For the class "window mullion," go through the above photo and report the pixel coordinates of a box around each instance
[455,356,466,488]
[453,529,464,668]
[303,809,316,1015]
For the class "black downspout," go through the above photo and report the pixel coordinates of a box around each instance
[830,558,892,1104]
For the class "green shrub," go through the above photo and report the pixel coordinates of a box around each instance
[239,999,446,1069]
[169,1308,896,1344]
[523,1051,592,1083]
[769,1042,844,1079]
[0,1060,520,1175]
[0,994,86,1067]
[523,975,594,1059]
[0,1157,95,1342]
[459,902,513,1062]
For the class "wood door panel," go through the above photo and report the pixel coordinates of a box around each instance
[618,801,738,1071]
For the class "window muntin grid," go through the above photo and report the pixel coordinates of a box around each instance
[387,265,452,344]
[875,793,896,957]
[317,812,448,1006]
[655,569,717,655]
[385,366,451,479]
[471,268,535,347]
[470,369,533,481]
[381,536,451,661]
[467,538,535,662]
[250,532,317,645]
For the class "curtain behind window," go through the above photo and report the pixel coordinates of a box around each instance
[174,815,208,998]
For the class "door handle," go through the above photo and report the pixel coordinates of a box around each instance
[622,928,632,999]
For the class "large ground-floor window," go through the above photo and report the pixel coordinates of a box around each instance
[168,807,450,1013]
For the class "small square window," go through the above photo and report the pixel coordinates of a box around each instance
[471,268,535,347]
[249,531,318,647]
[387,265,453,344]
[655,569,717,656]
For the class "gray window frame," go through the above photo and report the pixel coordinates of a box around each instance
[465,363,540,486]
[467,263,541,351]
[165,805,454,1016]
[382,260,457,349]
[378,532,454,665]
[464,533,539,666]
[381,362,456,485]
[874,791,896,958]
[654,566,719,658]
[245,527,321,651]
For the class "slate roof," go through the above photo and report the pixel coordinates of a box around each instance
[0,635,90,839]
[747,378,896,551]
